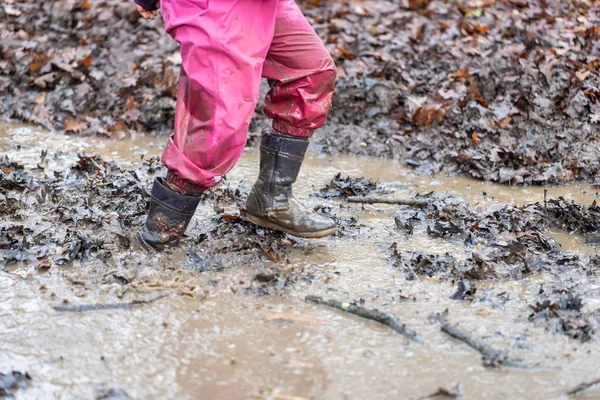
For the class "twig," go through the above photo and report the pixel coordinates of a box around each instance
[544,189,548,221]
[440,321,534,369]
[305,295,421,343]
[346,197,429,207]
[567,377,600,395]
[53,294,168,312]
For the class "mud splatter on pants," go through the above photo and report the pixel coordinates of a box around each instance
[159,0,336,193]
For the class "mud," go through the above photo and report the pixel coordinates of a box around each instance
[2,123,600,399]
[2,0,600,186]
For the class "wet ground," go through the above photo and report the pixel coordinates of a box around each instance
[2,122,600,399]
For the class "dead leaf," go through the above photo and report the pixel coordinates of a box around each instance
[411,100,452,126]
[107,121,129,136]
[448,69,470,82]
[32,72,57,89]
[29,52,52,74]
[576,69,590,81]
[472,132,481,144]
[64,117,88,133]
[492,116,511,129]
[79,54,94,69]
[34,92,46,105]
[124,96,139,112]
[336,44,356,60]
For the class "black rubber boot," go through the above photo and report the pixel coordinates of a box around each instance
[136,177,202,251]
[245,129,336,238]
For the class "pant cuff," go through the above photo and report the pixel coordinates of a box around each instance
[166,171,206,195]
[272,120,314,138]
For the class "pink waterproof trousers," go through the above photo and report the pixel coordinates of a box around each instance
[159,0,336,193]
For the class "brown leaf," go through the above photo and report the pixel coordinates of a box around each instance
[64,117,88,133]
[408,0,431,11]
[448,69,470,82]
[492,116,511,129]
[222,214,241,222]
[465,79,489,108]
[262,250,281,263]
[29,60,48,74]
[34,92,46,105]
[472,132,481,144]
[336,44,356,60]
[124,96,139,112]
[108,121,129,136]
[79,54,94,69]
[411,100,452,126]
[575,69,590,81]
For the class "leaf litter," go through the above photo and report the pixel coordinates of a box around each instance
[2,0,600,185]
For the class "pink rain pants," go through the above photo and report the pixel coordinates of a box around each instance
[159,0,336,193]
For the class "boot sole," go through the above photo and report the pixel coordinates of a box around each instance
[244,213,337,238]
[135,231,158,252]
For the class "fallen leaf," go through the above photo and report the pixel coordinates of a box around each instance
[576,69,590,81]
[124,96,139,112]
[64,117,88,133]
[32,72,57,89]
[448,69,470,81]
[79,54,94,69]
[472,132,481,144]
[34,92,46,105]
[498,117,511,129]
[411,100,452,126]
[336,44,356,60]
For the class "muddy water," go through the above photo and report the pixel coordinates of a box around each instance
[2,123,600,400]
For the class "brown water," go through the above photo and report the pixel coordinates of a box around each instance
[2,123,600,400]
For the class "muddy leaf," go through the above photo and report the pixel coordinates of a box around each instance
[0,371,31,397]
[450,279,477,301]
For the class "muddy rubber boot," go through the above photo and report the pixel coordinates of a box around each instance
[245,130,337,238]
[136,177,202,251]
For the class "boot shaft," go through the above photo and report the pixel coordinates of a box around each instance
[256,130,309,209]
[138,177,202,250]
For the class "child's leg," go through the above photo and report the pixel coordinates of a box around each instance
[243,1,337,238]
[159,0,278,193]
[262,0,337,137]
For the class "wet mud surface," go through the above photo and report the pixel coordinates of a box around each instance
[2,0,600,185]
[2,1,600,397]
[2,124,600,399]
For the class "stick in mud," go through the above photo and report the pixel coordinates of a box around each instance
[305,295,421,343]
[53,294,168,312]
[566,377,600,395]
[440,320,533,369]
[346,197,429,207]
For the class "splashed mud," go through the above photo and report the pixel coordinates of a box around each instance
[2,123,600,400]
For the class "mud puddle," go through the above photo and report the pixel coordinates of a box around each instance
[2,123,600,400]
